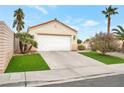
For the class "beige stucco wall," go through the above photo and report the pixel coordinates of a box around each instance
[28,20,77,51]
[0,21,14,73]
[83,42,91,50]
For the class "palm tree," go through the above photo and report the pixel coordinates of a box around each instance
[13,8,24,32]
[102,5,118,34]
[15,32,37,54]
[112,25,124,53]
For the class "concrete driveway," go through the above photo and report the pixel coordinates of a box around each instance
[40,51,105,70]
[40,52,103,69]
[36,52,114,86]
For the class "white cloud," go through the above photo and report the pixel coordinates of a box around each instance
[28,5,48,14]
[83,20,99,27]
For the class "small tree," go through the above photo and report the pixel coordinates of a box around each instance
[90,32,118,55]
[15,32,37,54]
[77,39,82,44]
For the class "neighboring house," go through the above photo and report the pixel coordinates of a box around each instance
[28,19,78,51]
[83,39,91,50]
[117,40,123,49]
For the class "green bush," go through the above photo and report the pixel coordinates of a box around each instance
[90,32,119,55]
[78,45,85,50]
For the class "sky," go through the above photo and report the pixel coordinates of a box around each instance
[0,5,124,41]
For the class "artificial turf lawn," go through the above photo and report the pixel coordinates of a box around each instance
[80,51,124,65]
[5,53,50,73]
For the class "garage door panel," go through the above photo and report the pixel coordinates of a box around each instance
[37,35,71,51]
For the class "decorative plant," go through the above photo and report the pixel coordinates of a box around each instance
[15,32,37,54]
[90,32,119,55]
[113,25,124,53]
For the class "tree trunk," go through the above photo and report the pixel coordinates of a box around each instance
[27,45,32,53]
[19,41,23,53]
[122,41,124,53]
[14,38,20,53]
[24,44,27,52]
[23,45,32,53]
[107,16,111,34]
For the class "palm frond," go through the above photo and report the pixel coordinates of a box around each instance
[117,25,124,33]
[13,8,25,32]
[102,5,118,17]
[15,32,37,48]
[113,25,124,41]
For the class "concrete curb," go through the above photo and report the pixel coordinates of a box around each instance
[27,73,116,87]
[0,70,118,87]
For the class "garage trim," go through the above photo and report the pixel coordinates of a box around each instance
[37,33,72,36]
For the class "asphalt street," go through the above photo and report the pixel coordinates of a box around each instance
[42,74,124,87]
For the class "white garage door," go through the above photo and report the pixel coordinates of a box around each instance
[37,35,71,51]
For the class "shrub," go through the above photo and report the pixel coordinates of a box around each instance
[78,45,85,50]
[90,32,119,55]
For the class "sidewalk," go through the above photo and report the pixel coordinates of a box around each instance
[0,65,114,87]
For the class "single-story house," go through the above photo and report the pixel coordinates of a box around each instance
[83,39,91,50]
[28,19,78,51]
